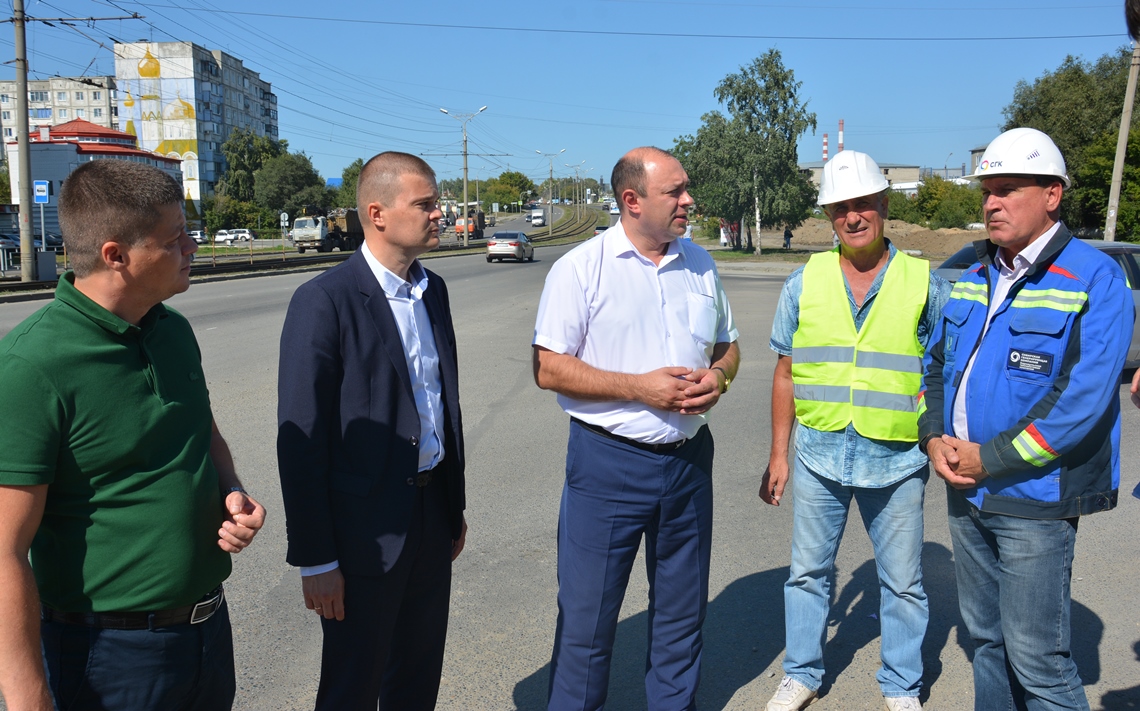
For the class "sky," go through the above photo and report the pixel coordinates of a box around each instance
[3,0,1131,190]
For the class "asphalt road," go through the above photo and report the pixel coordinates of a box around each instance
[1,238,1138,710]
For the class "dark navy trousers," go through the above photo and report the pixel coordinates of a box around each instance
[548,421,714,711]
[41,600,235,711]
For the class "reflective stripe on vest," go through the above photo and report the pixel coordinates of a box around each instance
[791,248,929,442]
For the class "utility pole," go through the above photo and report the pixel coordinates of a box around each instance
[565,160,584,222]
[537,148,564,238]
[8,4,140,280]
[1106,42,1140,242]
[440,106,486,248]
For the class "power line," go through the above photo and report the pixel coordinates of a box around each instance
[98,4,1119,42]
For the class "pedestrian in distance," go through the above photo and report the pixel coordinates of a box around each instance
[0,159,266,711]
[783,226,793,249]
[921,127,1133,711]
[533,146,740,711]
[760,149,949,711]
[277,151,467,711]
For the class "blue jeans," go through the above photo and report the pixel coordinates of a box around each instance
[783,462,928,698]
[548,422,714,711]
[946,489,1089,711]
[41,599,235,711]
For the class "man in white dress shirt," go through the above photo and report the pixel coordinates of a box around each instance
[533,146,740,711]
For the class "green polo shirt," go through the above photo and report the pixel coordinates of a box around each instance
[0,273,231,612]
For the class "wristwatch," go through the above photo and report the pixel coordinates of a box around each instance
[712,367,731,394]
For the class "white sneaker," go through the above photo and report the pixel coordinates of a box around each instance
[766,676,816,710]
[883,696,923,711]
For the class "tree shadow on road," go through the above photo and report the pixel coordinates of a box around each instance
[510,567,790,711]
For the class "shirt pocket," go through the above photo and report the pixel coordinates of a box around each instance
[687,292,718,347]
[1006,308,1069,386]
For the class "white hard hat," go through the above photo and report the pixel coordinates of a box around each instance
[817,150,890,206]
[966,127,1070,188]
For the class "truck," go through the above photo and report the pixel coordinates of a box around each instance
[455,210,486,241]
[291,208,364,253]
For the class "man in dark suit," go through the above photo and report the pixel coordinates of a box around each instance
[277,151,467,711]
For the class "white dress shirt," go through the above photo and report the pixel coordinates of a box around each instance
[952,223,1059,439]
[533,221,738,443]
[301,248,446,577]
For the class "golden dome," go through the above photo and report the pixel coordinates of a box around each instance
[138,47,160,79]
[163,94,196,121]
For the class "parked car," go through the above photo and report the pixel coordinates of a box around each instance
[189,230,207,244]
[486,232,534,263]
[213,229,232,244]
[0,234,20,250]
[228,228,254,241]
[935,239,1140,368]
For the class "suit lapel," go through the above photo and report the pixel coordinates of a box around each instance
[351,251,417,406]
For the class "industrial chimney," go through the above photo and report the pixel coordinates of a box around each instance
[838,120,845,153]
[822,133,829,162]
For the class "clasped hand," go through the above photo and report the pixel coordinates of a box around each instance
[927,435,988,490]
[638,367,720,414]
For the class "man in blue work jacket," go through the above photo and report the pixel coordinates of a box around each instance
[920,127,1134,711]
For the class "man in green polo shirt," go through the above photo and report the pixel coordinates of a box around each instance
[0,160,265,711]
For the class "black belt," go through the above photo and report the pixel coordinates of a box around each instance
[41,585,225,630]
[571,418,689,453]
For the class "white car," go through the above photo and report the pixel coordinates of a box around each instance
[228,229,253,241]
[530,214,546,228]
[189,230,207,244]
[213,230,231,244]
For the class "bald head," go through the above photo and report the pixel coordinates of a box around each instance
[611,146,677,210]
[357,152,437,211]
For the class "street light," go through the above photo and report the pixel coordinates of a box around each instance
[537,148,565,238]
[944,152,953,179]
[440,105,487,247]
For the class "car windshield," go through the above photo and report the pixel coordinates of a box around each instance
[294,219,314,229]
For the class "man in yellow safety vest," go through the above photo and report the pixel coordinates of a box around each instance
[760,150,950,711]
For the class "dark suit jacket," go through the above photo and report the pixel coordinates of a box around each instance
[277,250,465,575]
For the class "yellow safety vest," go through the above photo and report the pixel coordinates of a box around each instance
[791,249,929,442]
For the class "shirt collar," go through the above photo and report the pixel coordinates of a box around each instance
[604,219,683,266]
[361,244,429,299]
[995,222,1059,274]
[54,271,166,336]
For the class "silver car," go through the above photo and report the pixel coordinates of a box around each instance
[486,232,534,263]
[935,239,1140,368]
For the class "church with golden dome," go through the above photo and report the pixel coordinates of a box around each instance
[114,41,278,220]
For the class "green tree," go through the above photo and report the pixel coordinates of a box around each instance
[335,158,365,208]
[0,164,10,203]
[888,190,925,225]
[1002,47,1133,226]
[677,49,817,252]
[253,152,331,217]
[913,175,982,229]
[219,127,287,202]
[1073,127,1140,240]
[675,113,753,249]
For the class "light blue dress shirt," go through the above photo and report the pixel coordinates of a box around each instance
[769,242,951,488]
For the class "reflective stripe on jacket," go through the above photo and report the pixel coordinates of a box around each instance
[792,249,929,442]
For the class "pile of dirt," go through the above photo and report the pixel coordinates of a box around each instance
[754,217,984,259]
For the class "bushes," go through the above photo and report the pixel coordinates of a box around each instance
[887,175,982,229]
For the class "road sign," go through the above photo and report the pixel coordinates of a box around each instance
[279,212,289,227]
[33,180,49,204]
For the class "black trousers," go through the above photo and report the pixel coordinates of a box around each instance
[315,480,453,711]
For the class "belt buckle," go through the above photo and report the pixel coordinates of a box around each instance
[190,587,224,625]
[415,471,432,487]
